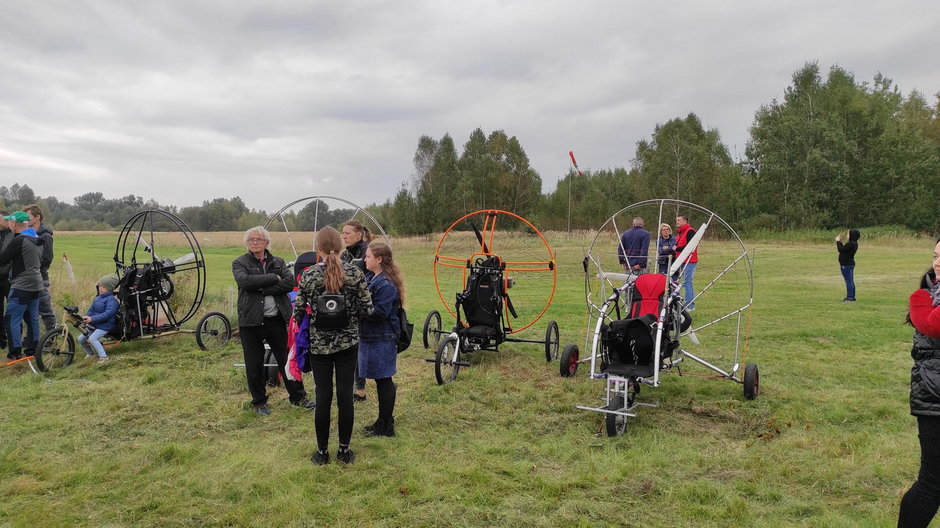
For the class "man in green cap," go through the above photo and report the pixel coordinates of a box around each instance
[0,211,44,360]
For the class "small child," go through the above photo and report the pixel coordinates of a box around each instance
[79,274,121,362]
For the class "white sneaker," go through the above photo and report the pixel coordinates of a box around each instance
[97,356,109,363]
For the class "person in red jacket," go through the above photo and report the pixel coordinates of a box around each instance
[899,238,940,527]
[674,215,698,310]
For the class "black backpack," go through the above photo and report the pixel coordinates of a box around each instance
[314,292,349,330]
[396,303,414,353]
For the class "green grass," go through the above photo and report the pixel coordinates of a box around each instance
[0,231,931,527]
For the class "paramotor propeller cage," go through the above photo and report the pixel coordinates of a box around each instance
[263,195,391,263]
[433,209,556,334]
[114,209,207,332]
[568,199,759,436]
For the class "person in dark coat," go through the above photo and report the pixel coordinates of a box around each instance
[0,211,43,360]
[78,274,121,362]
[836,228,860,302]
[24,204,56,332]
[656,223,677,274]
[617,217,650,272]
[232,226,314,416]
[0,211,13,350]
[899,238,940,527]
[359,241,404,437]
[342,220,372,402]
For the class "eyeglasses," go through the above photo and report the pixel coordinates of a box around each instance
[247,238,268,244]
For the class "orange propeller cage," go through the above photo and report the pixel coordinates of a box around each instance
[432,209,556,334]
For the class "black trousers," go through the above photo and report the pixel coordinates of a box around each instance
[239,317,307,407]
[899,415,940,527]
[0,279,9,347]
[310,345,357,450]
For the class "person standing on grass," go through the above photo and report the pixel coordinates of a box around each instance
[656,223,676,275]
[79,274,120,363]
[358,242,404,438]
[294,226,373,465]
[0,211,13,350]
[232,226,315,417]
[342,220,371,403]
[899,238,940,527]
[836,228,860,302]
[23,204,56,332]
[617,217,650,273]
[0,211,43,361]
[674,214,699,311]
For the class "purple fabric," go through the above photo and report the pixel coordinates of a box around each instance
[295,313,311,371]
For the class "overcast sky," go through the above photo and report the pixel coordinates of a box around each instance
[1,1,937,213]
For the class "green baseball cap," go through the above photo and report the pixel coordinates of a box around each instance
[3,211,29,223]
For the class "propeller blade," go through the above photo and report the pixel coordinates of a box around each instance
[669,222,708,276]
[173,253,196,266]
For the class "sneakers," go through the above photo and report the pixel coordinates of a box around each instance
[253,404,271,416]
[353,393,367,403]
[336,448,356,464]
[97,356,109,363]
[311,449,330,465]
[292,398,316,410]
[842,298,856,303]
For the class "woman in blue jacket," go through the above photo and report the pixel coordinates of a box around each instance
[79,274,121,362]
[359,242,404,437]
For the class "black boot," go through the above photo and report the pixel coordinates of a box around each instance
[6,346,22,361]
[363,419,381,434]
[366,417,395,437]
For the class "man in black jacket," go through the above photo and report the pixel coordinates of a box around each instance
[0,211,44,360]
[232,226,314,415]
[0,211,13,349]
[24,204,56,331]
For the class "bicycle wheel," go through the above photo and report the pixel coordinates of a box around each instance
[35,328,76,372]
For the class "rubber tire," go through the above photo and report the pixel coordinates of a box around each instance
[264,347,281,387]
[743,362,759,400]
[35,327,76,372]
[544,320,559,362]
[195,312,232,350]
[679,308,692,333]
[423,310,442,350]
[559,344,579,377]
[606,394,627,437]
[434,335,460,385]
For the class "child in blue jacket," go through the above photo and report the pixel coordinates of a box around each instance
[79,274,121,362]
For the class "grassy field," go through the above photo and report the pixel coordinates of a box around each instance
[0,230,932,527]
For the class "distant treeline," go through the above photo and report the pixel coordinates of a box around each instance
[3,62,938,235]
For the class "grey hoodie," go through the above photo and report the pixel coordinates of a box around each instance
[0,230,44,291]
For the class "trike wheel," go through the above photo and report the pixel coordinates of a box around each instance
[422,310,442,349]
[195,312,231,350]
[559,344,579,377]
[606,394,627,437]
[434,336,461,385]
[544,320,559,362]
[35,327,76,372]
[743,362,759,400]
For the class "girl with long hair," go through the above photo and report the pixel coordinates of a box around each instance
[294,226,373,465]
[359,241,405,437]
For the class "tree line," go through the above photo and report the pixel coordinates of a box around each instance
[3,61,938,234]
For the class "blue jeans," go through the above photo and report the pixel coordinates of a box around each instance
[79,328,110,358]
[680,262,697,309]
[840,265,855,300]
[5,289,40,353]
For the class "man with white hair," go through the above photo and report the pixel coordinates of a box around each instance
[618,216,650,273]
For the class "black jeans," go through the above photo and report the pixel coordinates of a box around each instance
[239,317,307,407]
[310,345,357,450]
[899,415,940,527]
[0,279,10,347]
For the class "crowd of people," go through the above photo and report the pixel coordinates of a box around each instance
[617,214,699,310]
[232,221,403,465]
[0,205,56,362]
